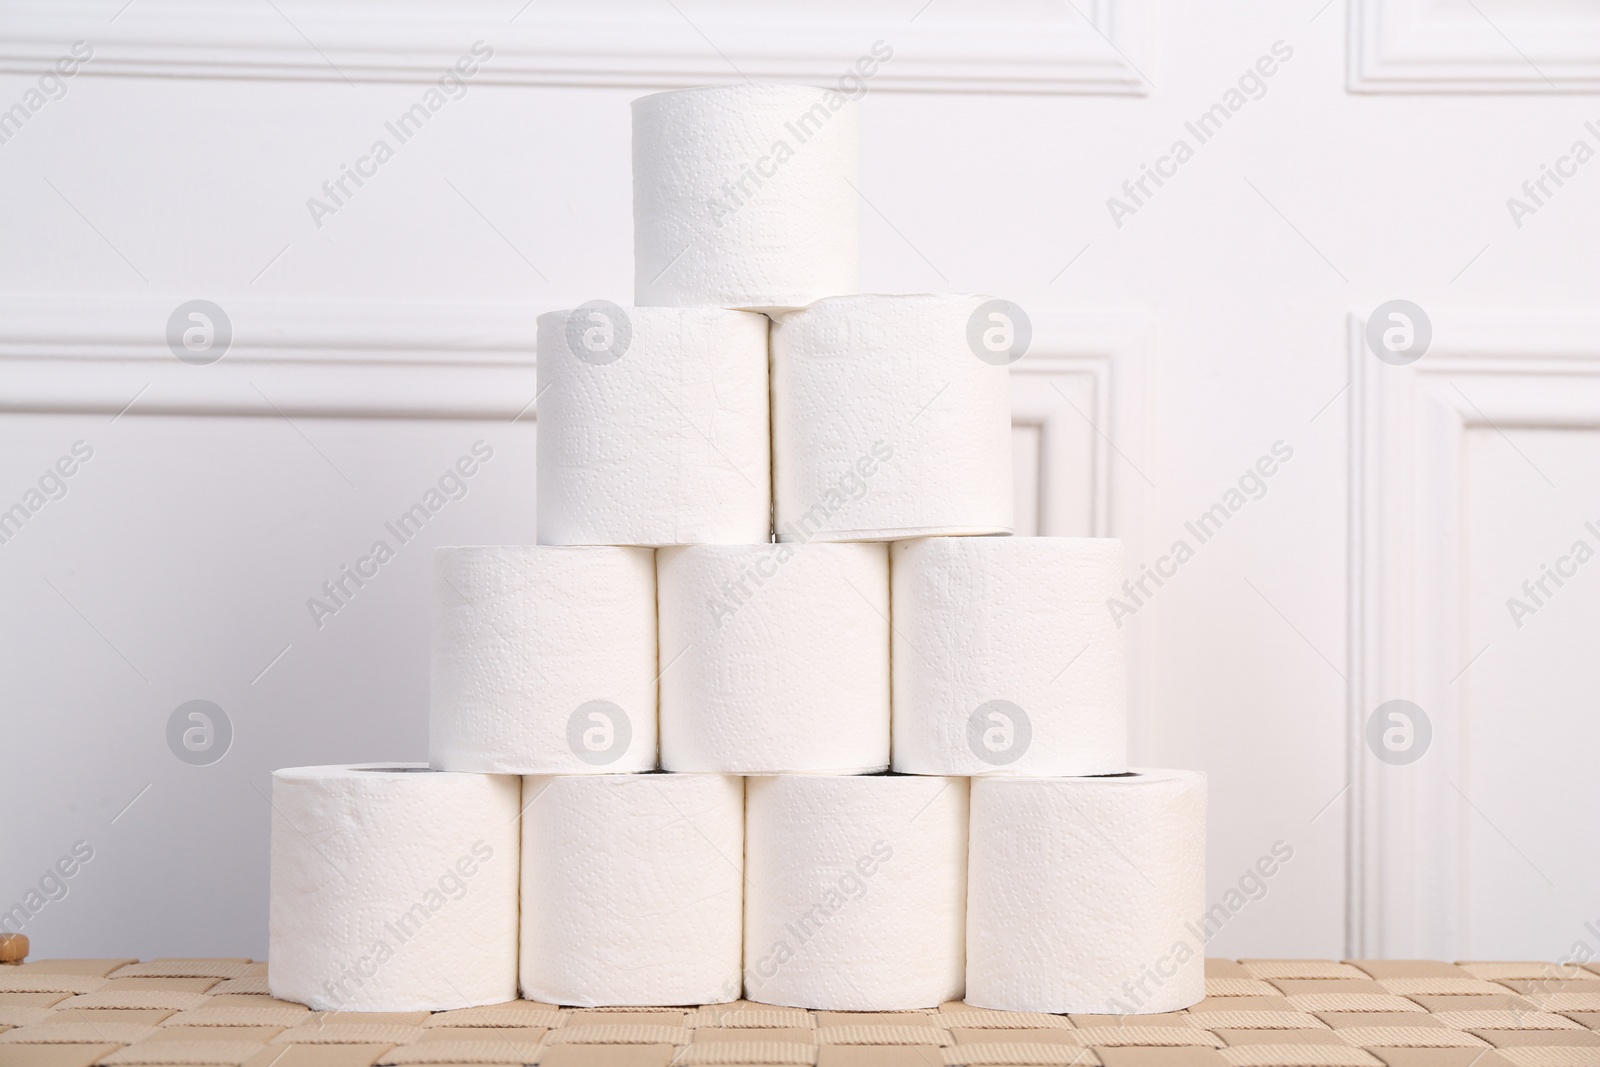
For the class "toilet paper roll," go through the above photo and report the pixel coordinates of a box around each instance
[744,774,968,1010]
[430,546,658,774]
[966,770,1206,1014]
[891,536,1126,776]
[536,305,770,546]
[520,773,744,1006]
[657,542,890,773]
[633,85,857,312]
[771,294,1013,541]
[268,764,520,1012]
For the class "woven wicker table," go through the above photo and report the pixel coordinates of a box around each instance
[2,956,1599,1067]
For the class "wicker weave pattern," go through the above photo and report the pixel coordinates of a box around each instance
[0,958,1596,1066]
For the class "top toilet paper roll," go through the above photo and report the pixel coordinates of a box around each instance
[536,305,771,545]
[268,764,520,1012]
[633,85,858,312]
[771,294,1013,541]
[430,545,658,774]
[965,769,1206,1015]
[891,536,1126,776]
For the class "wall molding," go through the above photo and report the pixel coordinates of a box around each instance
[1348,310,1600,958]
[1349,0,1600,93]
[1013,310,1149,541]
[0,297,539,420]
[0,0,1153,96]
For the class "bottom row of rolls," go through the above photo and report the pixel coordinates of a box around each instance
[268,766,1205,1016]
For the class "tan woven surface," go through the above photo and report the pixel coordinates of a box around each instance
[0,959,1596,1066]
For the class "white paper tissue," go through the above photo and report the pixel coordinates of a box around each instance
[656,542,890,773]
[536,305,770,546]
[633,85,857,312]
[430,545,658,774]
[744,774,968,1010]
[268,764,520,1012]
[520,773,744,1006]
[966,769,1206,1014]
[891,536,1126,776]
[771,294,1013,541]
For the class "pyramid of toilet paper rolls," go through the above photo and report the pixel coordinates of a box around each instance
[268,85,1205,1017]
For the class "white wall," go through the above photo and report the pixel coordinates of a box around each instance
[2,0,1597,962]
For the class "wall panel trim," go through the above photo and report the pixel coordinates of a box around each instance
[0,0,1153,96]
[1349,310,1600,957]
[1349,0,1600,93]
